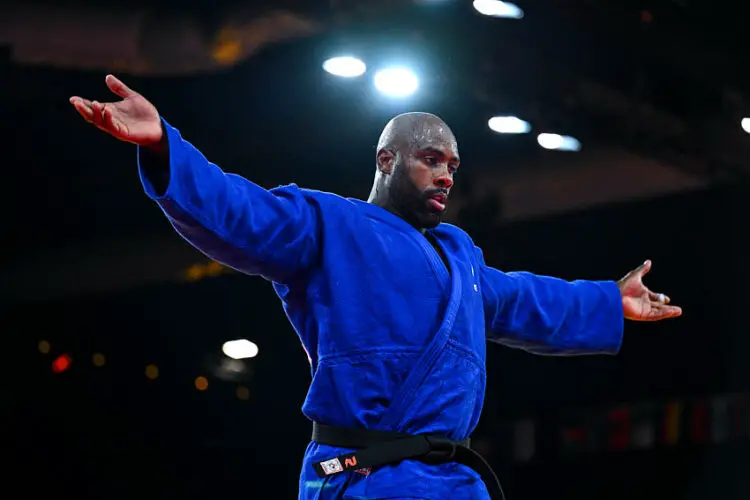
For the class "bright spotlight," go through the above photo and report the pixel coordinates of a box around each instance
[488,116,531,134]
[741,118,750,134]
[322,56,366,77]
[374,68,419,97]
[222,339,259,360]
[537,133,582,152]
[473,0,524,19]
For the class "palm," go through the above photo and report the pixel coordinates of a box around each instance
[617,260,682,321]
[69,75,162,146]
[104,95,160,142]
[620,278,655,319]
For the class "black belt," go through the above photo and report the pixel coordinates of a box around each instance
[311,423,505,500]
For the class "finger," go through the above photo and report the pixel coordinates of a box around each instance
[70,97,94,122]
[105,74,136,99]
[635,259,652,278]
[102,105,125,136]
[92,101,117,135]
[648,291,670,304]
[91,101,106,128]
[647,304,682,321]
[70,96,92,107]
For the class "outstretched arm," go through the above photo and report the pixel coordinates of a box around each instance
[70,75,320,283]
[137,120,320,282]
[476,249,681,356]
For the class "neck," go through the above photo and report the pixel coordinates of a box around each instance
[368,192,426,233]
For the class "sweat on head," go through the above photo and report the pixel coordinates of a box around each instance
[368,112,460,230]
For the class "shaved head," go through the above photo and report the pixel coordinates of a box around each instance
[368,112,460,230]
[376,112,457,154]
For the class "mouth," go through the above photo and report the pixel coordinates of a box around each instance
[427,192,448,212]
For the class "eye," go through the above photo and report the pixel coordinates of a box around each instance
[448,164,458,174]
[423,156,437,165]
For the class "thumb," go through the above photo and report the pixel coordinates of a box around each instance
[634,259,652,278]
[105,74,136,99]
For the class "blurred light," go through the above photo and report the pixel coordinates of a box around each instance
[236,386,250,401]
[38,340,50,354]
[204,261,223,277]
[92,353,106,367]
[374,68,419,97]
[184,261,228,282]
[488,116,531,134]
[52,354,72,374]
[214,357,252,382]
[222,359,247,374]
[323,56,366,77]
[741,118,750,133]
[537,133,582,151]
[473,0,524,19]
[195,376,209,391]
[145,364,159,380]
[184,264,203,282]
[212,28,242,64]
[222,339,259,360]
[212,40,241,64]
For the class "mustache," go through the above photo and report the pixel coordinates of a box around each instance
[422,188,449,199]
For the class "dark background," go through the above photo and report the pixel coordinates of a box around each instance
[3,0,750,498]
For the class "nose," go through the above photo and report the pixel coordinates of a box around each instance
[434,172,453,190]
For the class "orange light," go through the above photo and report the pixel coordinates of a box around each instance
[38,340,50,354]
[204,261,223,276]
[145,364,159,380]
[92,353,106,367]
[211,28,242,65]
[236,386,250,401]
[194,376,209,391]
[52,354,72,373]
[184,264,203,281]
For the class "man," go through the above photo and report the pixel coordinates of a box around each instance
[70,75,681,500]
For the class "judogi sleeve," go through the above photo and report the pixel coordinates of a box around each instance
[137,118,320,283]
[475,248,624,355]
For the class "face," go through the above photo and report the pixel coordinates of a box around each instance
[385,139,460,229]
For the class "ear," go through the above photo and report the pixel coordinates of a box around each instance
[376,149,395,174]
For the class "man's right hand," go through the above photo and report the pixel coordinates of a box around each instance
[70,74,163,147]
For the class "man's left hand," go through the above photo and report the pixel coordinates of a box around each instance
[618,260,682,321]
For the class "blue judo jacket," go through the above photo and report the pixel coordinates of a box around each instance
[137,119,624,499]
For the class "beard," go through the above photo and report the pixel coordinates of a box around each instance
[389,165,445,230]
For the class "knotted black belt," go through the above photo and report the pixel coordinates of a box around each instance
[311,422,505,500]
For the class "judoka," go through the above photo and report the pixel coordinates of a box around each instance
[70,75,682,500]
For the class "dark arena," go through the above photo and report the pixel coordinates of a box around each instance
[3,0,750,498]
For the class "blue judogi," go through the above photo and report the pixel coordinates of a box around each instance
[138,119,624,499]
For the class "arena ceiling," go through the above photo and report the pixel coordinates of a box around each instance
[3,0,749,299]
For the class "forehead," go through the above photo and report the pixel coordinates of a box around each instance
[412,123,459,156]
